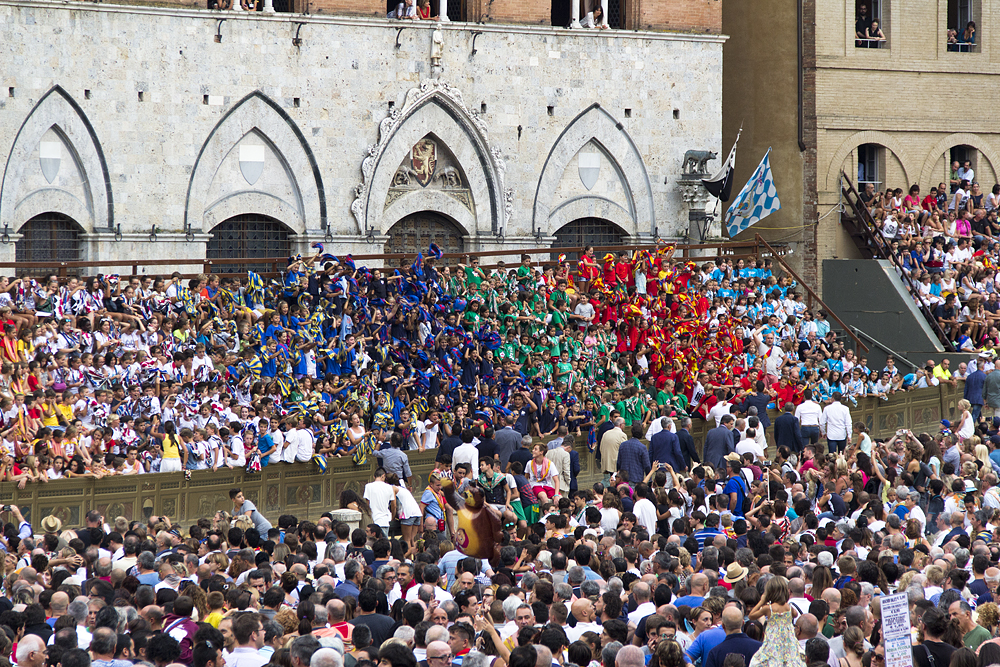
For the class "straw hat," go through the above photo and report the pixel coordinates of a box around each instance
[723,562,748,584]
[40,516,62,534]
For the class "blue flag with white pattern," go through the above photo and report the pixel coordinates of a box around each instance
[725,147,781,238]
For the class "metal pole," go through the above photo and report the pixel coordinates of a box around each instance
[755,233,869,353]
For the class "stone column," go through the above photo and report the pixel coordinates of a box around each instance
[570,0,581,29]
[438,0,449,21]
[263,0,275,12]
[679,175,721,254]
[600,0,608,26]
[329,508,362,533]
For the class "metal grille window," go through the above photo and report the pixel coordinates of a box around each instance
[551,218,626,262]
[446,0,465,21]
[15,213,82,273]
[608,0,623,28]
[206,215,292,274]
[384,213,464,264]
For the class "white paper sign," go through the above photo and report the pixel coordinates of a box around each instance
[880,592,913,667]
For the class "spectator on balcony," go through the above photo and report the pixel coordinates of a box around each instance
[865,21,885,45]
[961,21,977,45]
[417,0,432,20]
[950,162,963,193]
[959,161,976,184]
[388,0,418,19]
[855,4,872,47]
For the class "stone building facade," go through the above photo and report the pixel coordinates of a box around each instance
[0,0,723,269]
[723,0,1000,292]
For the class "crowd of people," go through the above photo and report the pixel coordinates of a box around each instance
[859,160,1000,353]
[2,354,1000,667]
[0,237,898,489]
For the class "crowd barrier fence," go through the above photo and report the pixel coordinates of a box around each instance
[1,382,962,527]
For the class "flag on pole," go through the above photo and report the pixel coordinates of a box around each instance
[725,148,781,238]
[702,127,740,202]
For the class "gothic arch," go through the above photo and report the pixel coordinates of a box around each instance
[184,91,326,236]
[351,81,511,238]
[825,130,913,190]
[918,133,1000,188]
[0,85,112,234]
[533,103,654,237]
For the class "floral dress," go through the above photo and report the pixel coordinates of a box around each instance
[749,609,805,667]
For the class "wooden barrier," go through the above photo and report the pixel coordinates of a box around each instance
[0,239,786,280]
[0,383,962,528]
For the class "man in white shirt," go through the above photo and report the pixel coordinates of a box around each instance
[452,433,479,475]
[632,485,658,537]
[902,490,926,534]
[417,412,441,451]
[566,598,602,642]
[795,388,823,446]
[736,428,765,461]
[820,391,853,455]
[363,468,396,536]
[958,161,975,183]
[225,428,247,468]
[293,421,314,463]
[707,390,734,427]
[626,581,656,626]
[281,423,299,463]
[754,328,787,380]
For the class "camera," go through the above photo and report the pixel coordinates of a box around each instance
[762,460,772,468]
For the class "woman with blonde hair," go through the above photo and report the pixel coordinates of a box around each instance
[205,552,230,576]
[976,602,999,639]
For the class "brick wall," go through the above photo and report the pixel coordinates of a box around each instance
[478,0,550,25]
[635,0,720,33]
[311,0,382,15]
[800,0,818,287]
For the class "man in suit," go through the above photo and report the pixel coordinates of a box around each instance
[677,417,700,469]
[774,402,804,454]
[703,414,736,471]
[649,417,685,473]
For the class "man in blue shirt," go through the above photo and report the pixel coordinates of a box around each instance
[617,424,651,485]
[693,514,724,550]
[334,559,363,599]
[723,455,749,517]
[673,573,709,608]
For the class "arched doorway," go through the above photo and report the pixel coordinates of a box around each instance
[206,214,292,274]
[384,212,464,262]
[16,213,83,270]
[551,218,626,261]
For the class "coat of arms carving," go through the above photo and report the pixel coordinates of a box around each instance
[411,139,437,187]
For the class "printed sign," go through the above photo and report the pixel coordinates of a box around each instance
[880,592,913,667]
